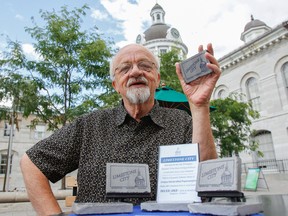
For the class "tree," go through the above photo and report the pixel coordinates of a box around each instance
[0,41,41,191]
[1,4,115,129]
[210,93,262,158]
[0,5,115,189]
[159,48,182,91]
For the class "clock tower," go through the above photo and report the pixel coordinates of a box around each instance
[135,3,188,61]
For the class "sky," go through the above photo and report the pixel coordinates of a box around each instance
[0,0,288,60]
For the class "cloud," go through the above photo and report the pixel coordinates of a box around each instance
[100,0,153,47]
[15,14,24,21]
[99,0,288,58]
[90,8,109,20]
[22,43,41,61]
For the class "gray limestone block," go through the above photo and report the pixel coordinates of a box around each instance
[140,201,189,212]
[106,163,151,194]
[180,50,212,83]
[196,157,242,192]
[188,202,263,216]
[72,202,133,214]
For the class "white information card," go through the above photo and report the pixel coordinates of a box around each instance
[157,143,201,203]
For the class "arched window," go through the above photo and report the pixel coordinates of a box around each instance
[282,62,288,88]
[157,14,160,20]
[246,77,260,111]
[218,89,227,99]
[253,130,276,169]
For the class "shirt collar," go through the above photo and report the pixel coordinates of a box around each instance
[115,100,166,128]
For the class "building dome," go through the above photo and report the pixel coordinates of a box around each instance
[143,23,170,41]
[244,15,268,32]
[142,3,181,42]
[241,15,271,43]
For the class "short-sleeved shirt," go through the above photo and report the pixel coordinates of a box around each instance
[26,102,192,204]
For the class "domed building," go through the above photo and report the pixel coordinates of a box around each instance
[214,15,288,171]
[135,3,188,61]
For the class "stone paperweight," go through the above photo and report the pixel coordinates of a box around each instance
[141,201,189,212]
[180,50,212,83]
[106,163,151,198]
[188,157,263,215]
[196,157,244,201]
[197,157,242,192]
[72,202,133,214]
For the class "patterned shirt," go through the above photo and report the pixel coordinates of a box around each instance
[26,102,193,204]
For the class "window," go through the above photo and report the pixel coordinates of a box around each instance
[0,153,13,174]
[157,14,160,20]
[253,131,276,170]
[246,77,261,111]
[214,85,229,100]
[282,62,288,88]
[160,49,167,54]
[34,125,46,139]
[3,122,15,137]
[218,89,227,99]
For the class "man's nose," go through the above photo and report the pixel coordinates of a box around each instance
[129,63,143,77]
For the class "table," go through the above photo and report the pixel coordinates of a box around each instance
[63,194,288,216]
[67,204,263,216]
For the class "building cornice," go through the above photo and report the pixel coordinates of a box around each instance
[219,20,288,71]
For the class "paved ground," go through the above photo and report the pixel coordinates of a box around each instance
[1,173,288,215]
[0,200,71,216]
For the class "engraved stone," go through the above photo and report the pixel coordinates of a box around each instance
[180,50,212,83]
[196,157,242,192]
[106,163,151,195]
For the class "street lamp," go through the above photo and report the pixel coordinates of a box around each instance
[2,103,15,192]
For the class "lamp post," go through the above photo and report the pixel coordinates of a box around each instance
[2,103,15,192]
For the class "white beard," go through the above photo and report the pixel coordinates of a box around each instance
[126,86,150,104]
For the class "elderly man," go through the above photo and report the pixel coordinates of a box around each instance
[20,43,220,215]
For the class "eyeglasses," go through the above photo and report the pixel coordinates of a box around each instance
[115,60,157,76]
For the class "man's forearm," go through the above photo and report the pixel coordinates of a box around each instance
[190,104,217,161]
[20,153,62,216]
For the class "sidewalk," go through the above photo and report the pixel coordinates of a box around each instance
[0,199,71,216]
[242,172,288,196]
[1,173,288,216]
[0,190,72,216]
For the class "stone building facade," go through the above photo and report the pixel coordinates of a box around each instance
[0,113,55,191]
[213,17,288,167]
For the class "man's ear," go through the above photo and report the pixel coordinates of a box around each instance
[112,80,116,90]
[112,80,119,93]
[157,73,161,86]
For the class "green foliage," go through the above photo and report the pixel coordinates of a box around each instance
[0,5,116,130]
[210,93,262,157]
[159,49,182,92]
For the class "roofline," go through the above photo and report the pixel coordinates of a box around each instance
[218,20,288,62]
